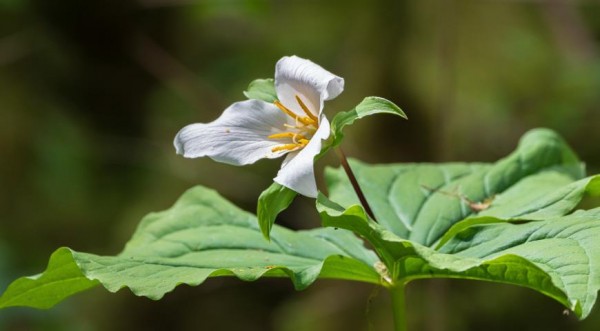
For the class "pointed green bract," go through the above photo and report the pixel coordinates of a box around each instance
[257,182,297,240]
[329,96,407,148]
[243,78,277,102]
[326,129,584,245]
[0,186,380,309]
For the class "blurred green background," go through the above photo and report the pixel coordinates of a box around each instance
[1,0,600,330]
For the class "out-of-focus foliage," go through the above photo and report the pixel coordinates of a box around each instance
[1,0,600,330]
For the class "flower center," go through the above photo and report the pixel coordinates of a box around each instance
[269,95,318,153]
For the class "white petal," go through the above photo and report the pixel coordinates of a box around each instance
[274,116,331,197]
[274,55,344,118]
[280,150,298,169]
[174,99,290,165]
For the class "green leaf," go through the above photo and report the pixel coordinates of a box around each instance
[436,174,600,248]
[0,186,380,309]
[317,194,600,319]
[329,96,407,148]
[243,78,277,102]
[439,208,600,319]
[321,128,600,319]
[0,248,99,309]
[257,182,297,240]
[326,128,584,245]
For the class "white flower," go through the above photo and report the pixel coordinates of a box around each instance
[174,56,344,197]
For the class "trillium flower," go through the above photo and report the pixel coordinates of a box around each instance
[174,56,344,197]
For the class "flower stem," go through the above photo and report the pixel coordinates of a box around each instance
[334,147,376,221]
[391,284,408,331]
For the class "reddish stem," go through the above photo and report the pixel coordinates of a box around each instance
[335,147,377,221]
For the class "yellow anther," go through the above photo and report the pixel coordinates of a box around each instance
[298,138,309,145]
[295,95,318,122]
[271,143,301,153]
[268,132,307,141]
[268,132,294,139]
[274,100,315,126]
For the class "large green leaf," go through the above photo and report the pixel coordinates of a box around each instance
[317,194,600,319]
[439,208,600,319]
[0,186,380,309]
[321,128,600,319]
[326,128,585,246]
[436,174,600,248]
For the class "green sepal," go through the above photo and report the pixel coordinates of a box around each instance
[243,78,277,102]
[257,182,297,240]
[329,96,406,148]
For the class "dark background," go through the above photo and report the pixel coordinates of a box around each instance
[1,0,600,330]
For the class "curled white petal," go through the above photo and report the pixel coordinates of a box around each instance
[275,55,344,117]
[174,99,289,165]
[274,116,331,197]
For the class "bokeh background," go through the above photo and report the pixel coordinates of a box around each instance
[2,0,600,330]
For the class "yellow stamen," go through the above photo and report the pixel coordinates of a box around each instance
[268,99,319,154]
[295,95,318,122]
[268,132,307,141]
[274,100,316,126]
[268,132,294,139]
[271,143,301,153]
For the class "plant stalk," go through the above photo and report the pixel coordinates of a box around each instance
[391,284,407,331]
[334,147,376,221]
